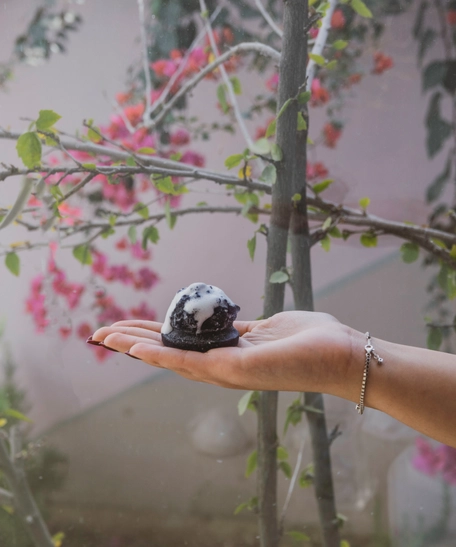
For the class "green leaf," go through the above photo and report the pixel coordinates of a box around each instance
[333,40,348,50]
[309,53,326,66]
[197,201,208,207]
[323,217,334,231]
[278,461,292,479]
[101,227,115,239]
[0,179,34,232]
[427,156,451,202]
[5,253,20,276]
[230,76,242,95]
[340,541,351,547]
[82,163,96,170]
[326,60,337,70]
[284,398,303,434]
[351,0,373,18]
[154,176,175,195]
[49,185,64,201]
[260,164,277,185]
[16,132,42,168]
[269,270,289,284]
[87,127,103,143]
[313,178,333,194]
[142,226,160,249]
[277,446,289,461]
[437,264,456,299]
[297,112,307,131]
[299,464,314,488]
[298,91,311,104]
[329,226,342,238]
[252,138,271,154]
[277,98,293,119]
[135,202,149,219]
[321,235,331,252]
[359,197,370,209]
[36,109,61,131]
[238,390,254,415]
[225,154,244,169]
[400,242,420,263]
[265,119,277,138]
[360,233,378,247]
[128,225,137,244]
[164,201,177,229]
[245,450,258,478]
[126,157,136,167]
[108,215,117,227]
[247,235,256,261]
[4,408,32,423]
[271,144,283,162]
[234,496,258,515]
[73,245,92,265]
[292,193,301,202]
[286,530,310,542]
[422,61,447,92]
[137,147,156,155]
[217,84,229,113]
[425,92,452,158]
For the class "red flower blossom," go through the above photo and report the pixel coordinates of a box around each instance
[311,78,330,107]
[447,10,456,25]
[323,122,342,148]
[77,322,92,339]
[372,52,393,75]
[130,301,157,321]
[170,128,190,146]
[266,73,279,93]
[331,9,346,29]
[307,161,329,180]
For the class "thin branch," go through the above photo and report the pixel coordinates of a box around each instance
[57,173,97,204]
[147,42,280,129]
[279,424,305,534]
[137,0,153,123]
[254,0,283,38]
[199,0,258,158]
[306,0,337,91]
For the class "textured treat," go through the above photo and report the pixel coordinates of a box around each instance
[161,283,240,352]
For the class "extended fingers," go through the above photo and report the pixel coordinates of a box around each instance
[91,325,162,344]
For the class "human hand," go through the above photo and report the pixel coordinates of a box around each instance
[89,311,354,394]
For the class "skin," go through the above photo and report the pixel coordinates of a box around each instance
[91,311,456,448]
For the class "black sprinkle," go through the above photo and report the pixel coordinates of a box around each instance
[206,290,210,293]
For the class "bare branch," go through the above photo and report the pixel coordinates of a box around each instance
[306,0,337,91]
[137,0,153,123]
[254,0,283,38]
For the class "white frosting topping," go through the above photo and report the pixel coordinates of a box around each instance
[161,283,236,335]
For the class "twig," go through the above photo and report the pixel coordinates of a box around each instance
[137,0,153,123]
[199,0,259,158]
[57,172,97,204]
[306,0,337,91]
[254,0,283,38]
[279,424,306,534]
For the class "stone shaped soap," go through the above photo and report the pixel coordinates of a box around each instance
[161,283,240,352]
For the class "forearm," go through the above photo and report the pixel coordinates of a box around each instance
[337,329,456,447]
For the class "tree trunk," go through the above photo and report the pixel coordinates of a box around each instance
[289,26,341,547]
[258,2,309,546]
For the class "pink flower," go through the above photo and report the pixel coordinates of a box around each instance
[309,27,319,39]
[170,129,190,146]
[266,73,279,93]
[57,203,83,226]
[59,326,72,339]
[438,445,456,485]
[130,301,157,321]
[181,150,205,167]
[130,242,151,261]
[134,267,159,290]
[413,438,442,476]
[77,322,92,339]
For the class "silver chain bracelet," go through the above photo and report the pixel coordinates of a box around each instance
[356,332,384,415]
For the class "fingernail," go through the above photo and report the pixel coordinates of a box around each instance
[86,336,102,346]
[99,343,120,353]
[125,352,141,360]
